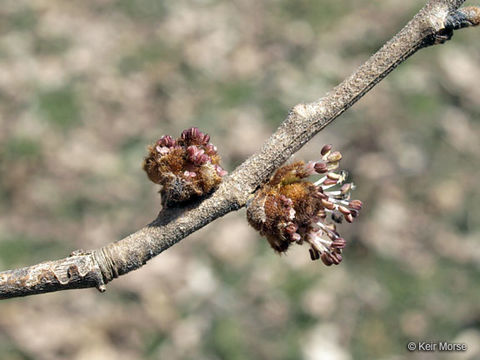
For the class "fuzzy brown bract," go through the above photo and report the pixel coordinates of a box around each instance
[247,161,323,253]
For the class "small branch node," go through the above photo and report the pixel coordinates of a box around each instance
[291,103,319,120]
[93,247,119,285]
[432,6,480,45]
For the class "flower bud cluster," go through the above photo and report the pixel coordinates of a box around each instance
[246,144,362,266]
[143,127,227,207]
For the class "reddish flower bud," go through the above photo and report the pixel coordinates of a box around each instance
[314,162,328,174]
[349,200,363,210]
[327,151,342,162]
[331,238,346,249]
[321,199,336,210]
[321,252,334,266]
[321,144,333,156]
[338,205,351,215]
[143,127,227,207]
[157,135,176,147]
[323,178,338,186]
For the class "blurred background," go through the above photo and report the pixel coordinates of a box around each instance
[1,0,480,359]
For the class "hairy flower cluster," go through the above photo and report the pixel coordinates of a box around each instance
[246,145,362,266]
[143,127,227,207]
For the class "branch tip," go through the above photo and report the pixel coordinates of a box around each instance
[446,6,480,30]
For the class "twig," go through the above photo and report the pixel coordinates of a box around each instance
[1,0,478,299]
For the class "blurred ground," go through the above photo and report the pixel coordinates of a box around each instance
[1,0,480,359]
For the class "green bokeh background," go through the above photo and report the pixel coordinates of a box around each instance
[1,1,479,359]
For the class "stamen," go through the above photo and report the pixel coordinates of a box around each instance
[246,144,361,265]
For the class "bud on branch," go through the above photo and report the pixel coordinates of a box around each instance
[247,145,362,266]
[143,127,227,207]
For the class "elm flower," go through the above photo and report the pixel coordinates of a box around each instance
[143,127,227,207]
[246,144,362,266]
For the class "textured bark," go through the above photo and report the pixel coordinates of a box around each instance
[0,0,477,299]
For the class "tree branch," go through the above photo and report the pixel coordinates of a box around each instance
[1,0,478,299]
